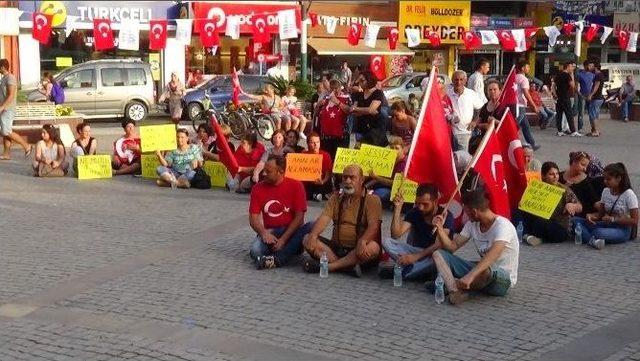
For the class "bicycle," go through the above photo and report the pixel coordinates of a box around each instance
[229,103,276,141]
[191,90,247,140]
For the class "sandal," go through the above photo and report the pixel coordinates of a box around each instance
[24,145,33,159]
[0,155,11,160]
[302,255,320,273]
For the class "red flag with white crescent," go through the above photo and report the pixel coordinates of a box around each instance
[308,12,318,27]
[200,18,220,48]
[462,30,482,50]
[584,23,601,42]
[212,115,239,177]
[563,23,575,35]
[617,30,630,50]
[427,31,441,47]
[496,109,527,209]
[347,23,362,46]
[369,55,386,81]
[388,27,399,50]
[496,30,516,51]
[252,14,270,44]
[32,12,52,45]
[93,18,115,50]
[498,65,518,116]
[149,20,167,50]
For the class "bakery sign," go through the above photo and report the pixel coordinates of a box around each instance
[399,1,471,44]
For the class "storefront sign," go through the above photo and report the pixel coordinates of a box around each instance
[614,12,640,32]
[191,2,301,34]
[489,17,514,29]
[399,1,471,44]
[513,18,535,28]
[308,2,398,38]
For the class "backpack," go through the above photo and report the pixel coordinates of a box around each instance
[50,82,65,104]
[190,167,211,189]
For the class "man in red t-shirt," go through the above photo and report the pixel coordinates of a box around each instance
[249,155,312,269]
[303,132,333,201]
[318,79,351,160]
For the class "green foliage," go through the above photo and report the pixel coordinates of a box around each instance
[265,75,289,96]
[265,75,315,102]
[55,105,74,116]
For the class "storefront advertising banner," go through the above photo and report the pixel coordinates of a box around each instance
[399,1,471,44]
[614,12,640,33]
[191,2,301,34]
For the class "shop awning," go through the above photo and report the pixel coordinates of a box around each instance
[308,38,414,56]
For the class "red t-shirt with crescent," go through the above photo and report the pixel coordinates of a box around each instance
[249,177,307,229]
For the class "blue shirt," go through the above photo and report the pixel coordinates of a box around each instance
[577,70,595,97]
[404,207,454,248]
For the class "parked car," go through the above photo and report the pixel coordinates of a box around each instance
[27,59,156,122]
[181,74,270,121]
[382,72,451,103]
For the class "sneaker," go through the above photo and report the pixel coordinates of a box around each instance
[588,238,605,250]
[570,132,583,137]
[313,193,323,202]
[623,117,629,123]
[525,235,543,247]
[256,255,277,270]
[556,131,566,137]
[299,131,307,140]
[302,256,320,273]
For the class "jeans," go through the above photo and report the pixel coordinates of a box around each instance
[522,212,569,243]
[575,94,586,130]
[538,107,556,127]
[572,217,631,244]
[621,99,633,119]
[588,99,604,128]
[249,221,314,266]
[382,238,435,280]
[453,133,471,152]
[436,250,511,296]
[517,106,537,147]
[556,99,576,133]
[156,166,196,181]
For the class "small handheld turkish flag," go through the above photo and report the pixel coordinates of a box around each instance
[617,30,630,50]
[149,20,167,50]
[369,55,386,80]
[200,18,220,48]
[252,14,270,44]
[388,27,399,50]
[93,19,114,50]
[347,23,362,46]
[32,12,52,45]
[462,30,482,50]
[584,23,601,43]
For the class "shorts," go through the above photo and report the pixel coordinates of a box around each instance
[318,236,380,268]
[0,109,15,136]
[438,250,511,296]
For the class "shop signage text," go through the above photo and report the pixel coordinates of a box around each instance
[613,12,640,32]
[191,3,300,34]
[399,1,470,44]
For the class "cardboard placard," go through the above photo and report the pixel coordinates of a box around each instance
[141,153,161,179]
[518,179,565,220]
[332,147,360,174]
[140,124,177,152]
[285,153,323,182]
[390,173,419,203]
[356,144,398,178]
[77,155,112,180]
[202,161,228,188]
[55,57,72,67]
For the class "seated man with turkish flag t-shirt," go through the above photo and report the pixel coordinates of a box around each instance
[318,79,351,161]
[303,132,333,201]
[112,119,141,175]
[302,164,382,277]
[249,155,311,270]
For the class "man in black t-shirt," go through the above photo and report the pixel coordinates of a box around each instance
[586,61,605,136]
[554,61,580,137]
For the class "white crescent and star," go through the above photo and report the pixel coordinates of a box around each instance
[507,140,523,169]
[98,22,110,37]
[263,200,289,218]
[35,14,48,30]
[151,23,163,39]
[351,24,359,35]
[255,18,266,33]
[491,154,508,192]
[204,22,215,35]
[372,56,381,70]
[207,7,226,28]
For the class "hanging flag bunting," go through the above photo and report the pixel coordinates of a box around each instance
[199,18,220,48]
[563,22,575,35]
[479,30,500,45]
[0,8,22,36]
[118,19,140,51]
[308,12,318,27]
[175,19,192,45]
[405,28,420,47]
[364,24,380,48]
[617,30,630,50]
[347,23,362,46]
[149,19,167,50]
[462,30,482,50]
[225,15,240,40]
[32,12,52,45]
[497,30,516,51]
[601,26,613,44]
[513,29,527,52]
[369,55,386,80]
[627,32,638,52]
[525,27,539,38]
[325,16,338,34]
[427,31,441,47]
[278,9,298,40]
[543,25,561,47]
[388,27,399,50]
[252,14,270,44]
[584,23,601,42]
[93,18,114,51]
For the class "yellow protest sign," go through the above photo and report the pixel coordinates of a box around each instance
[518,180,565,220]
[149,53,160,81]
[140,124,177,152]
[55,57,72,67]
[284,153,323,181]
[202,161,228,188]
[390,173,419,203]
[141,153,161,179]
[77,155,112,180]
[526,171,541,183]
[356,144,398,178]
[332,147,360,174]
[399,1,471,44]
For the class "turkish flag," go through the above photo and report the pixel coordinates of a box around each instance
[584,23,601,42]
[388,27,399,50]
[212,115,239,177]
[617,30,630,50]
[498,65,518,115]
[427,31,441,47]
[496,109,527,209]
[200,18,220,47]
[308,12,318,27]
[471,123,511,219]
[252,14,270,44]
[231,67,243,107]
[405,69,460,217]
[369,55,386,81]
[347,23,362,46]
[93,19,114,50]
[563,23,575,35]
[149,20,167,50]
[462,30,482,50]
[32,12,52,45]
[497,30,516,51]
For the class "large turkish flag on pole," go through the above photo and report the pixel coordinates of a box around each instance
[211,115,239,177]
[496,109,528,209]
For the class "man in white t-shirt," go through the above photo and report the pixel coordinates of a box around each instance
[467,58,490,104]
[432,189,519,305]
[447,70,484,152]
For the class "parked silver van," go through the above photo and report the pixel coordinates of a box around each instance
[27,59,156,122]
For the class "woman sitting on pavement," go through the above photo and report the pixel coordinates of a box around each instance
[285,129,305,153]
[252,129,294,183]
[303,132,333,201]
[390,101,416,146]
[112,119,141,175]
[70,122,97,173]
[155,128,203,188]
[523,162,582,246]
[32,124,68,176]
[231,132,265,193]
[574,163,638,249]
[559,151,600,217]
[365,136,407,207]
[195,123,216,161]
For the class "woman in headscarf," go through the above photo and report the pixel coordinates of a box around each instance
[163,72,186,124]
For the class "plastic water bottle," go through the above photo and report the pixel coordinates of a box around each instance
[575,225,583,245]
[319,252,328,278]
[393,262,403,287]
[516,221,524,243]
[435,274,445,304]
